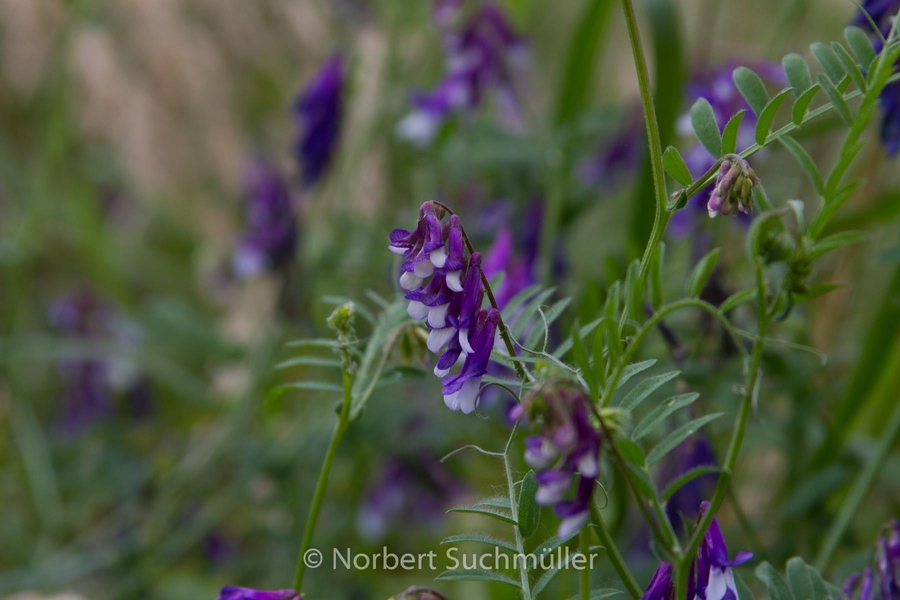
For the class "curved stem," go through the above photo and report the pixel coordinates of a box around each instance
[590,501,643,600]
[620,0,671,284]
[503,423,533,600]
[292,369,354,591]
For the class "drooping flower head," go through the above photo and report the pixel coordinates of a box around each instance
[233,160,298,279]
[670,61,782,237]
[397,2,528,145]
[707,155,758,218]
[641,562,675,600]
[294,54,344,186]
[217,587,301,600]
[389,201,499,414]
[510,384,603,537]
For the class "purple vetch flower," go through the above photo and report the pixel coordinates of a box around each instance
[844,519,900,600]
[641,562,675,600]
[852,0,900,36]
[694,501,754,600]
[640,503,752,600]
[294,54,343,186]
[389,201,499,413]
[510,385,603,537]
[357,455,465,541]
[216,587,301,600]
[442,308,499,413]
[396,2,528,145]
[233,160,298,279]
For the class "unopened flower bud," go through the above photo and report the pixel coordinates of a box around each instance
[707,155,759,218]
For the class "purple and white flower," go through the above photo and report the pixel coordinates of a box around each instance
[510,386,602,537]
[397,2,528,145]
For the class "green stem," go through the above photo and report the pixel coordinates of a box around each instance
[503,423,533,600]
[580,527,592,600]
[590,501,643,600]
[813,338,900,572]
[675,271,769,600]
[620,0,671,283]
[292,369,354,592]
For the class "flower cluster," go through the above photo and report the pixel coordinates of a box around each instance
[396,2,527,145]
[232,160,298,279]
[843,519,900,600]
[641,502,753,600]
[294,54,344,186]
[389,201,498,414]
[509,385,603,538]
[707,154,758,218]
[852,0,900,154]
[216,587,301,600]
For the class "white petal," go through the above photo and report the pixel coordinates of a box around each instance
[388,244,408,255]
[557,510,589,540]
[446,271,463,292]
[535,480,569,505]
[456,378,482,414]
[427,303,450,328]
[414,260,434,278]
[577,452,598,478]
[427,327,456,353]
[443,391,460,411]
[407,301,429,320]
[459,328,474,354]
[399,271,423,290]
[434,364,451,378]
[705,568,736,600]
[429,246,448,268]
[396,111,439,145]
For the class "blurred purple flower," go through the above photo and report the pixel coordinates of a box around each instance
[397,2,528,145]
[853,2,900,155]
[844,519,900,600]
[670,61,783,237]
[357,455,465,542]
[510,386,602,538]
[294,54,343,186]
[217,587,301,600]
[578,110,644,189]
[482,226,536,309]
[232,160,298,279]
[662,435,718,533]
[49,292,147,433]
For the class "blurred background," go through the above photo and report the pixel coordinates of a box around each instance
[1,0,899,598]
